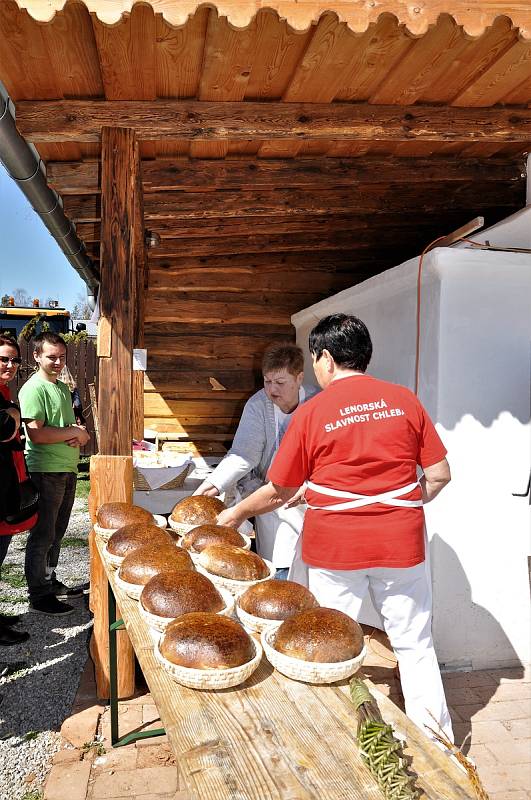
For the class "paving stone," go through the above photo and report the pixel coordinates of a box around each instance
[61,705,103,749]
[467,743,499,768]
[137,744,176,769]
[490,792,531,800]
[44,761,92,800]
[476,683,531,702]
[91,765,178,798]
[501,719,531,739]
[444,687,485,705]
[52,748,82,765]
[459,701,531,723]
[469,720,516,744]
[487,668,530,684]
[142,704,160,725]
[484,738,531,765]
[443,670,496,689]
[92,748,138,772]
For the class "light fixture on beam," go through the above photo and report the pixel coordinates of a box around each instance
[144,229,161,248]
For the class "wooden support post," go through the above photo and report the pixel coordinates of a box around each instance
[89,126,143,699]
[89,456,134,698]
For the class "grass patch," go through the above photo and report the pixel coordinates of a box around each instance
[81,739,105,757]
[23,731,39,741]
[75,476,90,501]
[21,791,43,800]
[0,564,26,589]
[61,536,87,548]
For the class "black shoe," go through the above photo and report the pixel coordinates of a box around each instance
[0,624,30,646]
[0,660,28,677]
[0,613,22,626]
[51,581,84,599]
[29,596,74,616]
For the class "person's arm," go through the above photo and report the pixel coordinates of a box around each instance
[24,419,90,446]
[217,482,299,529]
[194,398,267,496]
[420,457,450,503]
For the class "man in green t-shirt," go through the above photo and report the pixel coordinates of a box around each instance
[19,332,90,616]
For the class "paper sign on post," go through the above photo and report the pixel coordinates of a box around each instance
[133,349,147,371]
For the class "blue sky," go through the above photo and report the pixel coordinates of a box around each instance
[0,164,86,310]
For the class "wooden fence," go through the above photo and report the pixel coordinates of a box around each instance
[14,338,98,457]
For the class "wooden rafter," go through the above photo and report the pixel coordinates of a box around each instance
[16,101,531,144]
[46,157,525,194]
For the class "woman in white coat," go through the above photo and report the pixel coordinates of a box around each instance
[194,342,318,578]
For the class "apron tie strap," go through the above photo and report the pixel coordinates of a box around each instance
[305,480,422,511]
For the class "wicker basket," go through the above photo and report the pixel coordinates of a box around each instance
[102,543,123,570]
[115,571,145,601]
[261,628,367,685]
[184,533,252,564]
[133,462,191,491]
[138,587,235,633]
[196,560,276,597]
[153,635,262,690]
[235,603,284,634]
[94,514,166,543]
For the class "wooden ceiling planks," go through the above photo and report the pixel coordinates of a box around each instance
[155,8,209,99]
[452,38,531,106]
[91,2,156,100]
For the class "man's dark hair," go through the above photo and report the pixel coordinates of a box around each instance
[33,331,67,356]
[309,314,373,372]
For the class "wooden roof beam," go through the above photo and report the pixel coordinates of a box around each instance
[47,157,526,195]
[17,101,531,145]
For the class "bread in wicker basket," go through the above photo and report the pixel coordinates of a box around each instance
[236,579,319,633]
[95,504,166,542]
[169,495,226,536]
[197,544,275,596]
[181,524,249,553]
[261,620,366,685]
[104,522,174,569]
[116,543,195,599]
[139,570,235,632]
[154,612,262,689]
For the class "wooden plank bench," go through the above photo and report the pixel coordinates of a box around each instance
[95,535,475,800]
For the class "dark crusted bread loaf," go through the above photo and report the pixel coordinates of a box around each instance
[160,612,254,669]
[119,543,194,586]
[274,608,364,663]
[170,495,226,526]
[107,523,173,558]
[97,502,153,529]
[198,544,269,581]
[239,579,319,620]
[141,570,225,618]
[181,524,245,553]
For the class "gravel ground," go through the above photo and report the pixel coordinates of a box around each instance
[0,486,92,800]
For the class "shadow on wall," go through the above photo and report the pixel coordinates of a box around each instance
[430,534,524,747]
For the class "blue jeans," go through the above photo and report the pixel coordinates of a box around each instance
[25,472,77,601]
[275,567,289,581]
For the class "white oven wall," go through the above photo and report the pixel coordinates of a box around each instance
[292,211,531,670]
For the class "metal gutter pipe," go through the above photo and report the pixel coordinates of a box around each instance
[0,82,100,303]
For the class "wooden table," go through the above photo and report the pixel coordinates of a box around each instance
[96,536,475,800]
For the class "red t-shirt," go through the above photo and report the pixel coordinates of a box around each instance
[0,383,38,535]
[267,374,447,570]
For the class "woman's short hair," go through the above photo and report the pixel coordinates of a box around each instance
[33,331,67,356]
[0,335,21,358]
[262,342,304,376]
[309,314,372,372]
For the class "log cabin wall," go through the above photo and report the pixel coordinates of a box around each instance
[2,3,530,446]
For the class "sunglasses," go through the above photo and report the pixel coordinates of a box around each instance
[0,356,22,365]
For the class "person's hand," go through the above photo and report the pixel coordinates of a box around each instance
[283,484,306,509]
[217,507,246,530]
[193,481,219,497]
[67,425,90,447]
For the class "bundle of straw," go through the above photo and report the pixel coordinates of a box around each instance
[350,677,419,800]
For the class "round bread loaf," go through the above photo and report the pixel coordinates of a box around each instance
[141,570,225,618]
[160,612,254,669]
[119,543,194,586]
[274,608,364,663]
[199,544,269,581]
[239,579,319,620]
[108,523,173,558]
[182,524,245,553]
[170,495,226,526]
[97,502,153,530]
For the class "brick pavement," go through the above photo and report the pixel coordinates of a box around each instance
[43,629,531,800]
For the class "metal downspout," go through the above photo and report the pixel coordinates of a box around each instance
[0,82,99,308]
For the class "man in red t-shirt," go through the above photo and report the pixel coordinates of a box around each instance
[218,313,453,741]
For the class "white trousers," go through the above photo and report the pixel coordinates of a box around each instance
[307,561,454,742]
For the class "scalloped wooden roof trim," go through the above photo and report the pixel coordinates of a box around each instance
[15,0,531,39]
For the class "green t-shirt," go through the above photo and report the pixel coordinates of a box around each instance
[19,373,79,474]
